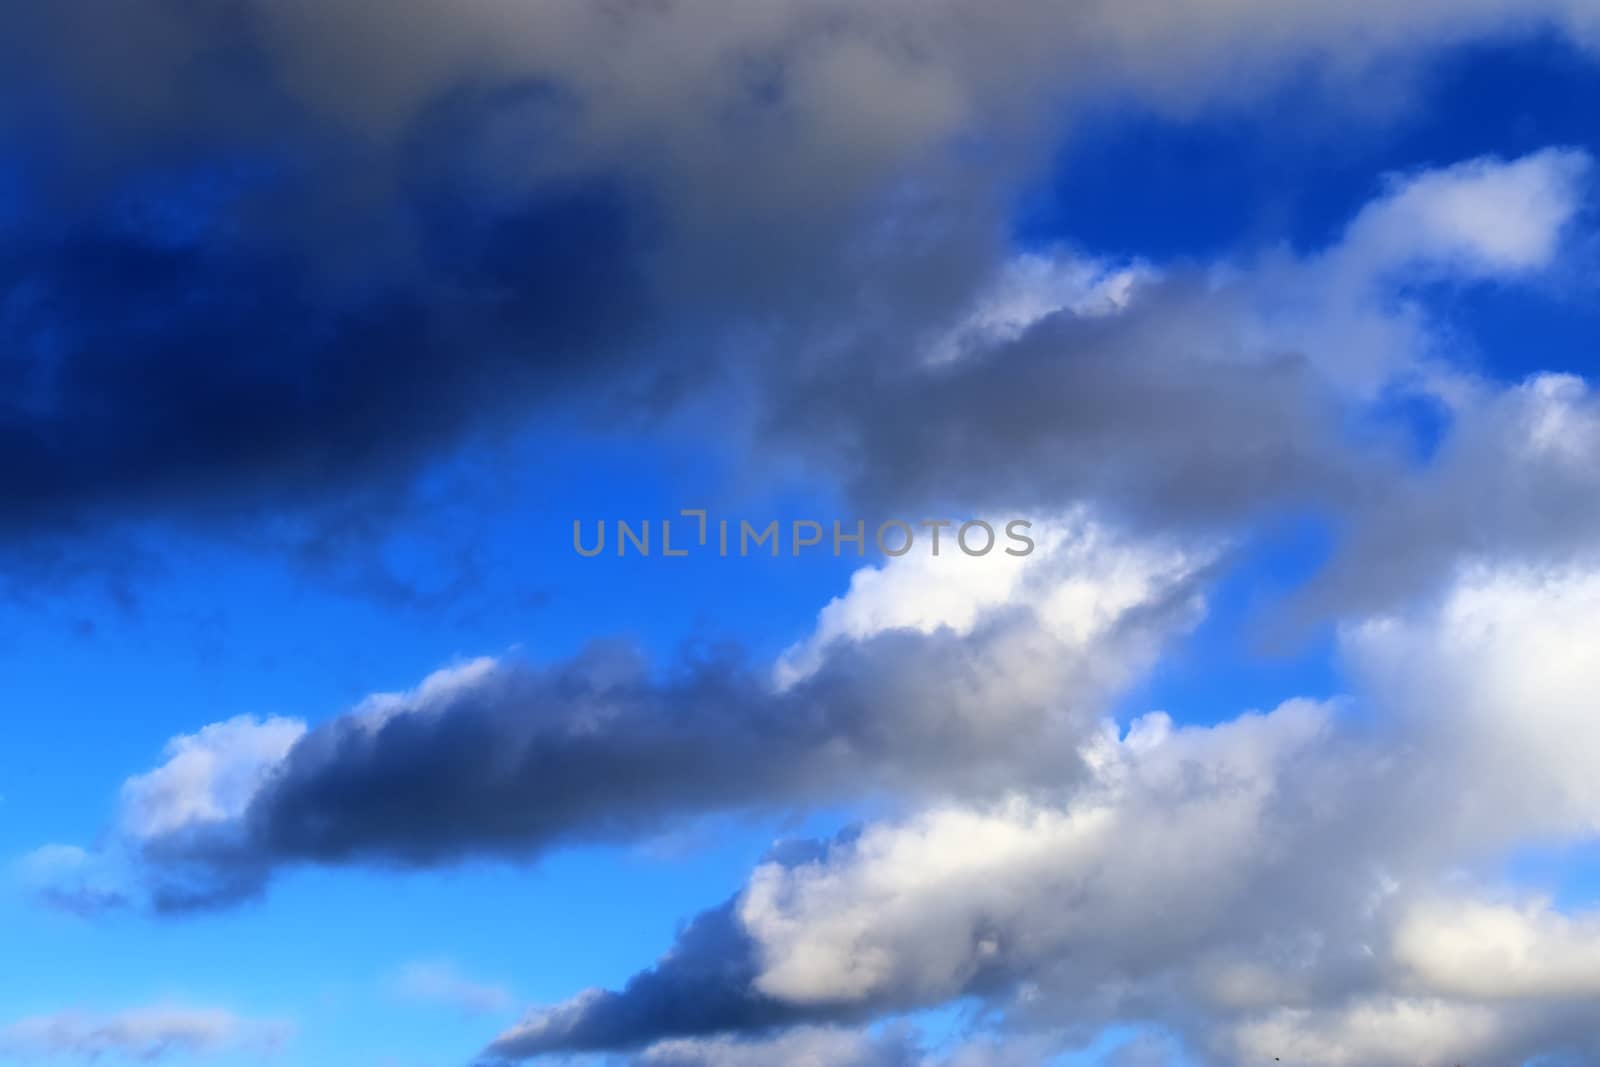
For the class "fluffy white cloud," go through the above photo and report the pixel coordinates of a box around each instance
[1394,896,1600,1000]
[119,716,306,840]
[1344,559,1600,845]
[737,701,1334,1008]
[1332,148,1591,281]
[775,509,1205,689]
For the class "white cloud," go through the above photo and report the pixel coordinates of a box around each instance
[1394,896,1600,1000]
[774,509,1207,689]
[929,253,1153,364]
[119,715,306,841]
[351,657,505,733]
[1239,149,1592,396]
[1229,998,1519,1067]
[1332,149,1591,281]
[736,700,1333,1008]
[1343,559,1600,845]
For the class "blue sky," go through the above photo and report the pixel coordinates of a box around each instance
[3,6,1600,1067]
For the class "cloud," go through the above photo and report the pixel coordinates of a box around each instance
[1299,372,1600,617]
[773,510,1195,687]
[1392,896,1600,1001]
[36,513,1209,911]
[763,149,1600,635]
[488,700,1341,1058]
[11,846,130,918]
[119,716,306,839]
[1331,148,1591,281]
[389,961,514,1017]
[764,148,1591,524]
[488,559,1600,1064]
[0,148,658,549]
[624,1024,1063,1067]
[0,1007,290,1062]
[1227,998,1568,1067]
[635,1026,919,1067]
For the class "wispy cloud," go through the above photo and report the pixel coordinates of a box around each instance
[388,961,514,1017]
[0,1006,291,1062]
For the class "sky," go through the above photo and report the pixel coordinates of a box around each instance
[3,3,1600,1066]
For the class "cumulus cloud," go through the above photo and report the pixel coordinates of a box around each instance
[0,1006,290,1062]
[1392,896,1600,1001]
[37,513,1208,911]
[489,560,1600,1064]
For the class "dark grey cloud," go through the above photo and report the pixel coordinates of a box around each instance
[37,520,1206,913]
[139,566,1199,910]
[0,91,662,544]
[766,278,1385,528]
[477,878,1029,1062]
[477,892,816,1061]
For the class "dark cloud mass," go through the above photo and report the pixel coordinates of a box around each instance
[1,0,1591,560]
[771,280,1384,526]
[0,125,658,538]
[478,893,815,1061]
